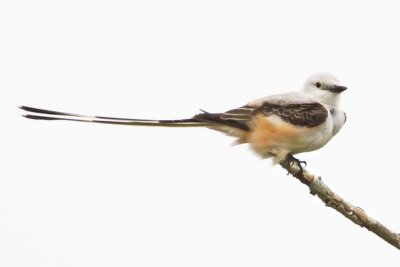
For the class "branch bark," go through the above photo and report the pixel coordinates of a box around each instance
[279,159,400,250]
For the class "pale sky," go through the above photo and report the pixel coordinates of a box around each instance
[2,0,400,266]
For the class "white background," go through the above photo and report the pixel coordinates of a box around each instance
[2,0,400,266]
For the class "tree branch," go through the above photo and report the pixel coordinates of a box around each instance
[279,159,400,250]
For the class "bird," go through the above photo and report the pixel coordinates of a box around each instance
[20,72,347,177]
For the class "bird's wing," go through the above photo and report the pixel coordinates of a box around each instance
[194,96,328,130]
[257,102,328,127]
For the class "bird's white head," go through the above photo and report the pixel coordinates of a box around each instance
[302,72,347,106]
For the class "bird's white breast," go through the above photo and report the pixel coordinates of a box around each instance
[304,105,345,152]
[329,106,346,136]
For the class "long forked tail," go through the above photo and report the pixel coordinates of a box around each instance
[19,106,209,127]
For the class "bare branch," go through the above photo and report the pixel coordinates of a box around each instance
[279,159,400,250]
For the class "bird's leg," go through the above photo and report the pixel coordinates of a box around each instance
[282,154,307,181]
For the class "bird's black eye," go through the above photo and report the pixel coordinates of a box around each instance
[315,82,321,88]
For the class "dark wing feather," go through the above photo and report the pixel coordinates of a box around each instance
[193,102,327,131]
[193,108,253,131]
[259,102,328,127]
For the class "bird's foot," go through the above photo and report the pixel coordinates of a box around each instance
[282,154,307,181]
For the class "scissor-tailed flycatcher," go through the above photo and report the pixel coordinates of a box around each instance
[20,72,347,174]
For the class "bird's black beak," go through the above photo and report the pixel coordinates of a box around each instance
[327,85,347,93]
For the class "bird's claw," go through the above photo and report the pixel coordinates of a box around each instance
[282,154,307,179]
[299,160,307,167]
